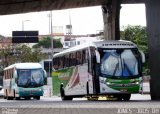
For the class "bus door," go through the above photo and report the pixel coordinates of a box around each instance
[90,47,100,94]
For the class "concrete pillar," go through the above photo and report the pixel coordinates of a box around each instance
[145,0,160,100]
[102,0,121,40]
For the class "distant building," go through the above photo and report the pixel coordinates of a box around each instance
[53,26,64,35]
[63,36,101,49]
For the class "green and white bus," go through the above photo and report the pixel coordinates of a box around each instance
[52,40,145,100]
[3,63,47,100]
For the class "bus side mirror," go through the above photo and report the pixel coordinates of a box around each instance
[139,50,145,63]
[95,50,100,63]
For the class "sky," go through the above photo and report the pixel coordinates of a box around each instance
[0,4,146,37]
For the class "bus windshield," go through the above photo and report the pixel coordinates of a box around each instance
[99,48,141,78]
[17,68,44,87]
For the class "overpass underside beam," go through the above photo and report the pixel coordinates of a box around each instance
[146,0,160,100]
[102,0,121,40]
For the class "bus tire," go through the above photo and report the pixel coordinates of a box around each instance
[25,97,31,100]
[34,96,40,100]
[15,97,20,100]
[115,95,122,101]
[60,86,72,101]
[60,87,67,100]
[123,94,131,101]
[7,96,13,100]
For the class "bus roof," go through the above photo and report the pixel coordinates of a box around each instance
[4,63,43,70]
[53,40,138,58]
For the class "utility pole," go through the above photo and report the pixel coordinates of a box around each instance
[50,11,54,59]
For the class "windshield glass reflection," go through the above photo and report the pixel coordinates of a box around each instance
[17,69,44,87]
[99,49,140,78]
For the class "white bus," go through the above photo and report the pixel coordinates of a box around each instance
[52,40,145,100]
[3,63,47,100]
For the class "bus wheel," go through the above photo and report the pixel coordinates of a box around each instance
[34,96,40,100]
[25,97,31,100]
[4,90,7,99]
[7,96,13,100]
[117,96,122,101]
[123,94,131,101]
[60,87,72,101]
[6,92,12,100]
[116,95,122,101]
[15,97,20,100]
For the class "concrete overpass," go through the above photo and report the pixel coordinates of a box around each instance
[0,0,144,15]
[0,0,160,100]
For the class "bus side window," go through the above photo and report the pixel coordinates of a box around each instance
[80,51,83,64]
[76,51,82,65]
[63,56,66,68]
[70,52,77,66]
[54,58,58,70]
[8,70,10,79]
[5,71,7,79]
[82,49,89,63]
[11,69,13,78]
[73,52,77,66]
[57,57,60,70]
[7,70,8,79]
[70,53,73,67]
[59,57,63,69]
[4,71,5,79]
[56,58,60,70]
[65,54,70,68]
[76,52,79,65]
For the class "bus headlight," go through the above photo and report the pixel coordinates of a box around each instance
[107,82,111,85]
[136,82,139,85]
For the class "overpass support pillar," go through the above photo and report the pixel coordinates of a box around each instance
[146,0,160,100]
[102,0,121,40]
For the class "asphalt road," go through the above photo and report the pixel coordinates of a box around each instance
[0,94,159,114]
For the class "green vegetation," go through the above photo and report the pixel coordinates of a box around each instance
[32,36,63,48]
[0,44,46,68]
[120,25,149,75]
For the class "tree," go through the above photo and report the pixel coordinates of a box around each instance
[121,25,148,54]
[0,44,46,68]
[33,36,63,48]
[120,25,149,75]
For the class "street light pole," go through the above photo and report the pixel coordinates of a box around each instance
[22,20,30,31]
[50,11,54,61]
[48,11,53,97]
